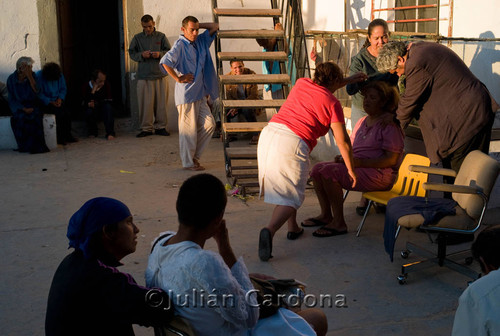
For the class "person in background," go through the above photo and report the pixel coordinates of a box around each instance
[256,22,288,119]
[0,81,11,116]
[257,62,367,261]
[160,16,219,171]
[224,60,262,143]
[45,197,174,336]
[82,69,115,140]
[452,225,500,336]
[36,62,77,145]
[129,14,171,138]
[7,56,49,154]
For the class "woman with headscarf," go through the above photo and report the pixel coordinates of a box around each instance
[45,197,174,336]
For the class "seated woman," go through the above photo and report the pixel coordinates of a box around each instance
[146,174,328,336]
[45,197,174,335]
[304,81,404,237]
[36,62,76,145]
[7,56,49,154]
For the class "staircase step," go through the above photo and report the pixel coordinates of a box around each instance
[218,51,288,62]
[226,146,258,159]
[231,165,258,170]
[232,172,258,179]
[218,30,285,39]
[214,8,282,17]
[223,122,267,133]
[220,74,290,85]
[222,99,285,109]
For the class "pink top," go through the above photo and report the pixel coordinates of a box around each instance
[351,116,405,174]
[270,78,344,151]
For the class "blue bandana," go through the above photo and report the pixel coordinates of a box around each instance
[67,197,131,259]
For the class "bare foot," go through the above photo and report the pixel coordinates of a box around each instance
[107,135,115,140]
[184,165,206,171]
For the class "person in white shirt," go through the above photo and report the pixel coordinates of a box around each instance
[146,173,327,336]
[452,225,500,336]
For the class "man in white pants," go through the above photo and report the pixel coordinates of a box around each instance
[160,16,219,170]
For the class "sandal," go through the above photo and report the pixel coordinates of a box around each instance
[312,226,348,238]
[301,218,329,227]
[287,229,304,240]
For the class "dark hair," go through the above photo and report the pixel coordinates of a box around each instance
[41,62,62,81]
[361,80,399,114]
[229,60,244,66]
[182,16,199,28]
[90,69,105,81]
[141,14,154,23]
[472,225,500,273]
[362,18,389,49]
[313,61,343,88]
[176,174,227,228]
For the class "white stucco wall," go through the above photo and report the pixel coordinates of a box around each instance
[0,0,41,82]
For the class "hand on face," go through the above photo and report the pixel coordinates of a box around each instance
[212,219,230,247]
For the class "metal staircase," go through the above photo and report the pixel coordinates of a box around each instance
[212,0,310,195]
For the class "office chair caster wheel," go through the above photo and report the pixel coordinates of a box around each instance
[465,257,473,265]
[397,274,407,285]
[401,250,410,259]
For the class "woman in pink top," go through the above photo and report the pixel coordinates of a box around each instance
[258,62,367,261]
[305,81,404,237]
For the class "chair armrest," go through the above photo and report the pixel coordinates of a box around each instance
[423,182,480,194]
[408,165,457,177]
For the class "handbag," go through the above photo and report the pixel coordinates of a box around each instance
[249,276,306,319]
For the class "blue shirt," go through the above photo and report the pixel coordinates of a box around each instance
[6,71,39,116]
[160,30,219,105]
[262,44,294,93]
[35,71,67,106]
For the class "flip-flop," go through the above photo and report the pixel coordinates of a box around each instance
[287,229,304,240]
[258,228,273,261]
[312,226,348,238]
[301,218,329,227]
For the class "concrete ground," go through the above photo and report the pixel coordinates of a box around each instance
[1,130,498,336]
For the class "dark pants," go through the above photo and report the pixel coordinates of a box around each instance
[41,103,73,144]
[11,109,49,154]
[86,102,115,137]
[442,114,494,196]
[226,108,257,123]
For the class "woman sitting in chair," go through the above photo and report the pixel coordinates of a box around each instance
[146,174,327,336]
[304,81,404,237]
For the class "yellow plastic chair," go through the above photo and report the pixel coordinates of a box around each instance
[355,153,431,236]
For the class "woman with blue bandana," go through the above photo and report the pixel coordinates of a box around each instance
[45,197,174,336]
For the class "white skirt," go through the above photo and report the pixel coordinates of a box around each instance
[257,123,310,209]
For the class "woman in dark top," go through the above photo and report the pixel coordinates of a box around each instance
[45,197,174,336]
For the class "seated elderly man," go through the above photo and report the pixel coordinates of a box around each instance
[7,56,50,154]
[225,60,262,143]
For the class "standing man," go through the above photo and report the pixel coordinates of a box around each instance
[129,14,171,138]
[160,16,218,171]
[376,41,496,175]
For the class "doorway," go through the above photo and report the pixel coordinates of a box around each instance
[56,0,127,117]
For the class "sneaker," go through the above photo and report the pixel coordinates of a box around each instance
[155,128,170,136]
[136,131,153,138]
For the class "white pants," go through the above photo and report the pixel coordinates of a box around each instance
[177,98,216,168]
[137,77,169,132]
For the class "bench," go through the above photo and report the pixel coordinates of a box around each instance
[0,115,58,150]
